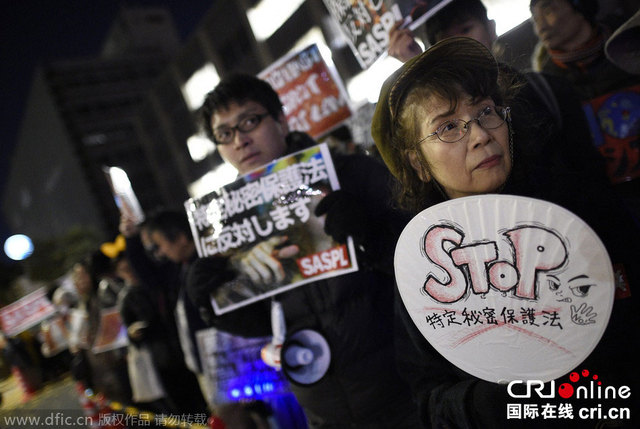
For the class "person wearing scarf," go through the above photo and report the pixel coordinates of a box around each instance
[530,0,640,222]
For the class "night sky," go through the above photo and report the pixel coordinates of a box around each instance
[0,0,214,263]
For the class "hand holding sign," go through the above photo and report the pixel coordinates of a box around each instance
[185,143,358,315]
[315,190,368,246]
[187,256,236,322]
[388,20,423,62]
[322,0,454,68]
[119,213,140,238]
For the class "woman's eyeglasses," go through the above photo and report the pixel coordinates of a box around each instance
[419,106,511,144]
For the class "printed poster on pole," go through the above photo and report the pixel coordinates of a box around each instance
[185,143,359,315]
[322,0,453,68]
[258,43,352,139]
[103,166,145,225]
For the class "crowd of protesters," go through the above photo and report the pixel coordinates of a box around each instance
[2,1,638,428]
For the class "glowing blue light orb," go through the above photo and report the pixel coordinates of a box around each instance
[4,234,34,261]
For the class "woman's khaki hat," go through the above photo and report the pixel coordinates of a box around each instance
[371,37,498,179]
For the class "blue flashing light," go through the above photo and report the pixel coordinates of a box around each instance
[221,342,291,401]
[227,381,282,401]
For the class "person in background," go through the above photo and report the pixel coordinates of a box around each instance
[37,284,73,380]
[187,73,420,428]
[530,0,627,88]
[141,211,211,415]
[68,256,100,388]
[70,251,132,405]
[119,215,181,340]
[529,0,640,219]
[114,253,173,414]
[371,36,640,429]
[388,0,497,62]
[46,284,79,377]
[114,221,210,417]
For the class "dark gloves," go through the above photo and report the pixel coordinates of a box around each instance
[314,190,371,247]
[186,256,271,338]
[314,189,405,274]
[186,256,235,325]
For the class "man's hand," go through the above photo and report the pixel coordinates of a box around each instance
[314,190,369,246]
[388,21,423,63]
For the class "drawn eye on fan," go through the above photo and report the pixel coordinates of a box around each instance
[546,275,561,292]
[544,273,598,305]
[568,275,596,298]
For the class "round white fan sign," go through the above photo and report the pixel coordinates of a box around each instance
[395,195,615,383]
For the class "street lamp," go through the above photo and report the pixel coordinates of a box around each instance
[4,234,34,261]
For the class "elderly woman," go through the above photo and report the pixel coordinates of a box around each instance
[372,37,639,428]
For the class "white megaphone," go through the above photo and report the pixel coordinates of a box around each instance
[259,299,331,384]
[281,329,331,385]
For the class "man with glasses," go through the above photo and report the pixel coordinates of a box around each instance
[189,73,420,428]
[210,107,289,175]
